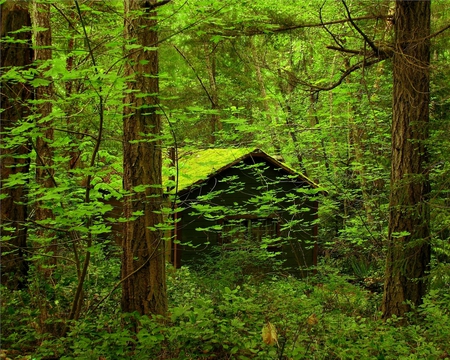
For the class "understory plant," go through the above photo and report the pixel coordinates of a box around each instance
[2,264,443,359]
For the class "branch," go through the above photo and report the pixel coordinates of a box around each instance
[68,0,106,325]
[86,244,165,315]
[284,56,385,93]
[53,127,98,141]
[426,23,450,41]
[326,46,365,55]
[341,0,381,55]
[145,0,171,10]
[212,15,392,37]
[51,4,81,35]
[29,138,59,188]
[174,45,215,107]
[320,1,345,50]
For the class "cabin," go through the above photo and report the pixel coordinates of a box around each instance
[169,148,319,276]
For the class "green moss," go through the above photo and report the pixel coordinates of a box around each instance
[164,147,318,194]
[173,148,254,191]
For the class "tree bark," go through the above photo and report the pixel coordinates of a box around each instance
[33,0,56,264]
[382,0,431,319]
[0,1,33,290]
[122,0,167,317]
[32,0,59,334]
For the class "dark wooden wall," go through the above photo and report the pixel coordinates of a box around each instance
[174,157,317,275]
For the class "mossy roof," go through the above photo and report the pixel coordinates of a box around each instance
[169,148,317,194]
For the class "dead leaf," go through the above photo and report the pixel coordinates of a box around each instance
[306,313,318,326]
[262,322,278,346]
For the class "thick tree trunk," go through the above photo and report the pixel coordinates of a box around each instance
[122,0,167,316]
[0,2,33,290]
[382,0,431,319]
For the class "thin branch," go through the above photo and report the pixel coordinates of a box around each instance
[341,0,381,55]
[320,1,345,50]
[87,246,165,315]
[212,15,392,37]
[29,138,59,188]
[174,45,215,107]
[425,23,450,41]
[53,127,98,141]
[326,46,365,55]
[51,4,81,35]
[146,0,171,10]
[68,0,106,324]
[285,56,385,93]
[28,219,71,234]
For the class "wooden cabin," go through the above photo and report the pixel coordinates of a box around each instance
[169,148,319,275]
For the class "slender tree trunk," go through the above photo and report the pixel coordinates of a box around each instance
[32,0,58,334]
[204,43,220,144]
[33,0,56,265]
[276,68,307,175]
[250,39,281,154]
[64,8,82,171]
[122,0,167,317]
[382,0,431,319]
[0,1,33,290]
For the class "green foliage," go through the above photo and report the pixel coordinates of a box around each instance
[4,267,447,359]
[1,0,450,358]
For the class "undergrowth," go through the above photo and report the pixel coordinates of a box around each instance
[1,263,450,359]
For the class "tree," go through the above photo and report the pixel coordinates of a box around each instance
[121,0,168,316]
[1,1,33,290]
[32,0,56,269]
[382,0,432,319]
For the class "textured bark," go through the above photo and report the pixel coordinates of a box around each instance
[33,1,56,262]
[122,0,167,316]
[382,0,431,319]
[0,1,33,290]
[32,1,58,334]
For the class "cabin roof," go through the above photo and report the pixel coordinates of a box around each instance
[170,148,317,195]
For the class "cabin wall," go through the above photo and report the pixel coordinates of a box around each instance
[175,158,317,275]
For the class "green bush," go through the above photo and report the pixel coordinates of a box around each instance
[3,264,450,359]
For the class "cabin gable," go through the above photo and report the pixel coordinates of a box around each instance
[171,150,318,275]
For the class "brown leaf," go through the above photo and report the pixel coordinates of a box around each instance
[306,313,318,326]
[262,322,278,346]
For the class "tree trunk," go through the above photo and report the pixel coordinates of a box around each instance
[33,0,56,266]
[382,0,431,319]
[204,42,220,144]
[250,39,281,154]
[122,0,167,317]
[0,1,33,290]
[32,0,59,334]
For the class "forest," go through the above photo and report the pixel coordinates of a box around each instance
[1,0,450,359]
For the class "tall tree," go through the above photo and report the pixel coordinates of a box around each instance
[122,0,168,316]
[382,0,431,319]
[33,0,56,266]
[32,0,59,334]
[0,1,33,290]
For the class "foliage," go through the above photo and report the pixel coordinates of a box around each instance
[1,0,450,357]
[3,265,450,359]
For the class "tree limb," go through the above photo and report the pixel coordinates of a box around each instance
[326,46,366,55]
[341,0,381,55]
[284,57,386,93]
[320,1,345,50]
[174,45,215,107]
[212,15,392,37]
